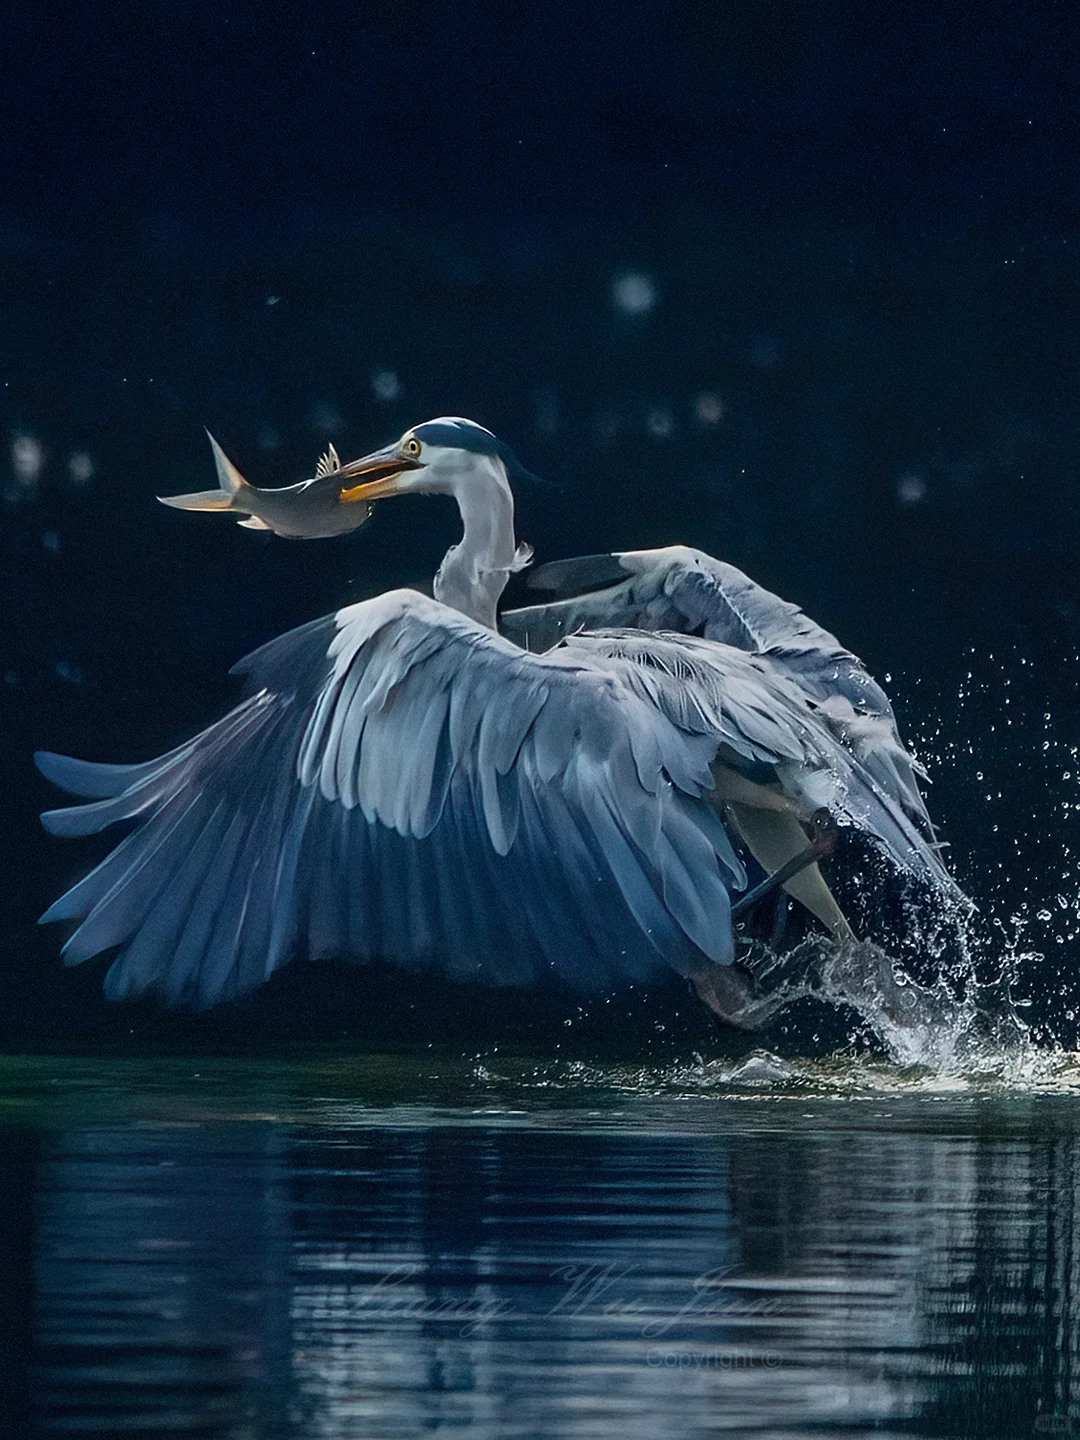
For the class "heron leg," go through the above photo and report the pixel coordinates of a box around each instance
[730,809,838,921]
[726,802,856,942]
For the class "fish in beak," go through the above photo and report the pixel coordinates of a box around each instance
[157,434,423,540]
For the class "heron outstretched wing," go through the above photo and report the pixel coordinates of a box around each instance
[502,545,937,846]
[505,547,845,659]
[40,590,816,1009]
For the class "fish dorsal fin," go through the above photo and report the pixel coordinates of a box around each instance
[314,443,341,480]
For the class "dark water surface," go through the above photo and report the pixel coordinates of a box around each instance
[1,1050,1078,1438]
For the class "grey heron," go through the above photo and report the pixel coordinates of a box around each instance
[37,418,964,1022]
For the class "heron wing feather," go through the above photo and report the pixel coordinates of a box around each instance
[504,546,939,846]
[556,627,961,899]
[38,590,744,1007]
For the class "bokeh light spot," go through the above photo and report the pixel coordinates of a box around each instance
[612,273,656,315]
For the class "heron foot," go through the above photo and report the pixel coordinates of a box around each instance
[691,956,814,1031]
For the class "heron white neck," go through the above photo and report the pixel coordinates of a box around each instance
[433,455,522,630]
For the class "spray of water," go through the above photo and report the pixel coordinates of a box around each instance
[720,646,1080,1086]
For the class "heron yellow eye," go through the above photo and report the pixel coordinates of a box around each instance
[404,438,422,458]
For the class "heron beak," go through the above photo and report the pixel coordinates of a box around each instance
[335,445,425,504]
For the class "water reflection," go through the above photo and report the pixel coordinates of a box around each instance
[8,1082,1080,1437]
[33,1126,293,1435]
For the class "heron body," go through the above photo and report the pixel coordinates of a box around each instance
[38,419,964,1021]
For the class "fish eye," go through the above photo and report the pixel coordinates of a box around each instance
[404,437,422,458]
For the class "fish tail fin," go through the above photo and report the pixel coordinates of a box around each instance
[157,432,254,514]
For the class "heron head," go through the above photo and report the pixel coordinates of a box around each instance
[336,417,535,508]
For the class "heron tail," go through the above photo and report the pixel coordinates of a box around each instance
[157,432,253,514]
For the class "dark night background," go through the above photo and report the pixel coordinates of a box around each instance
[2,0,1079,1052]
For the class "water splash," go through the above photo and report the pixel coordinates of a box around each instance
[479,1038,1080,1107]
[734,899,1044,1080]
[668,1041,1080,1096]
[726,644,1080,1083]
[808,936,1037,1076]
